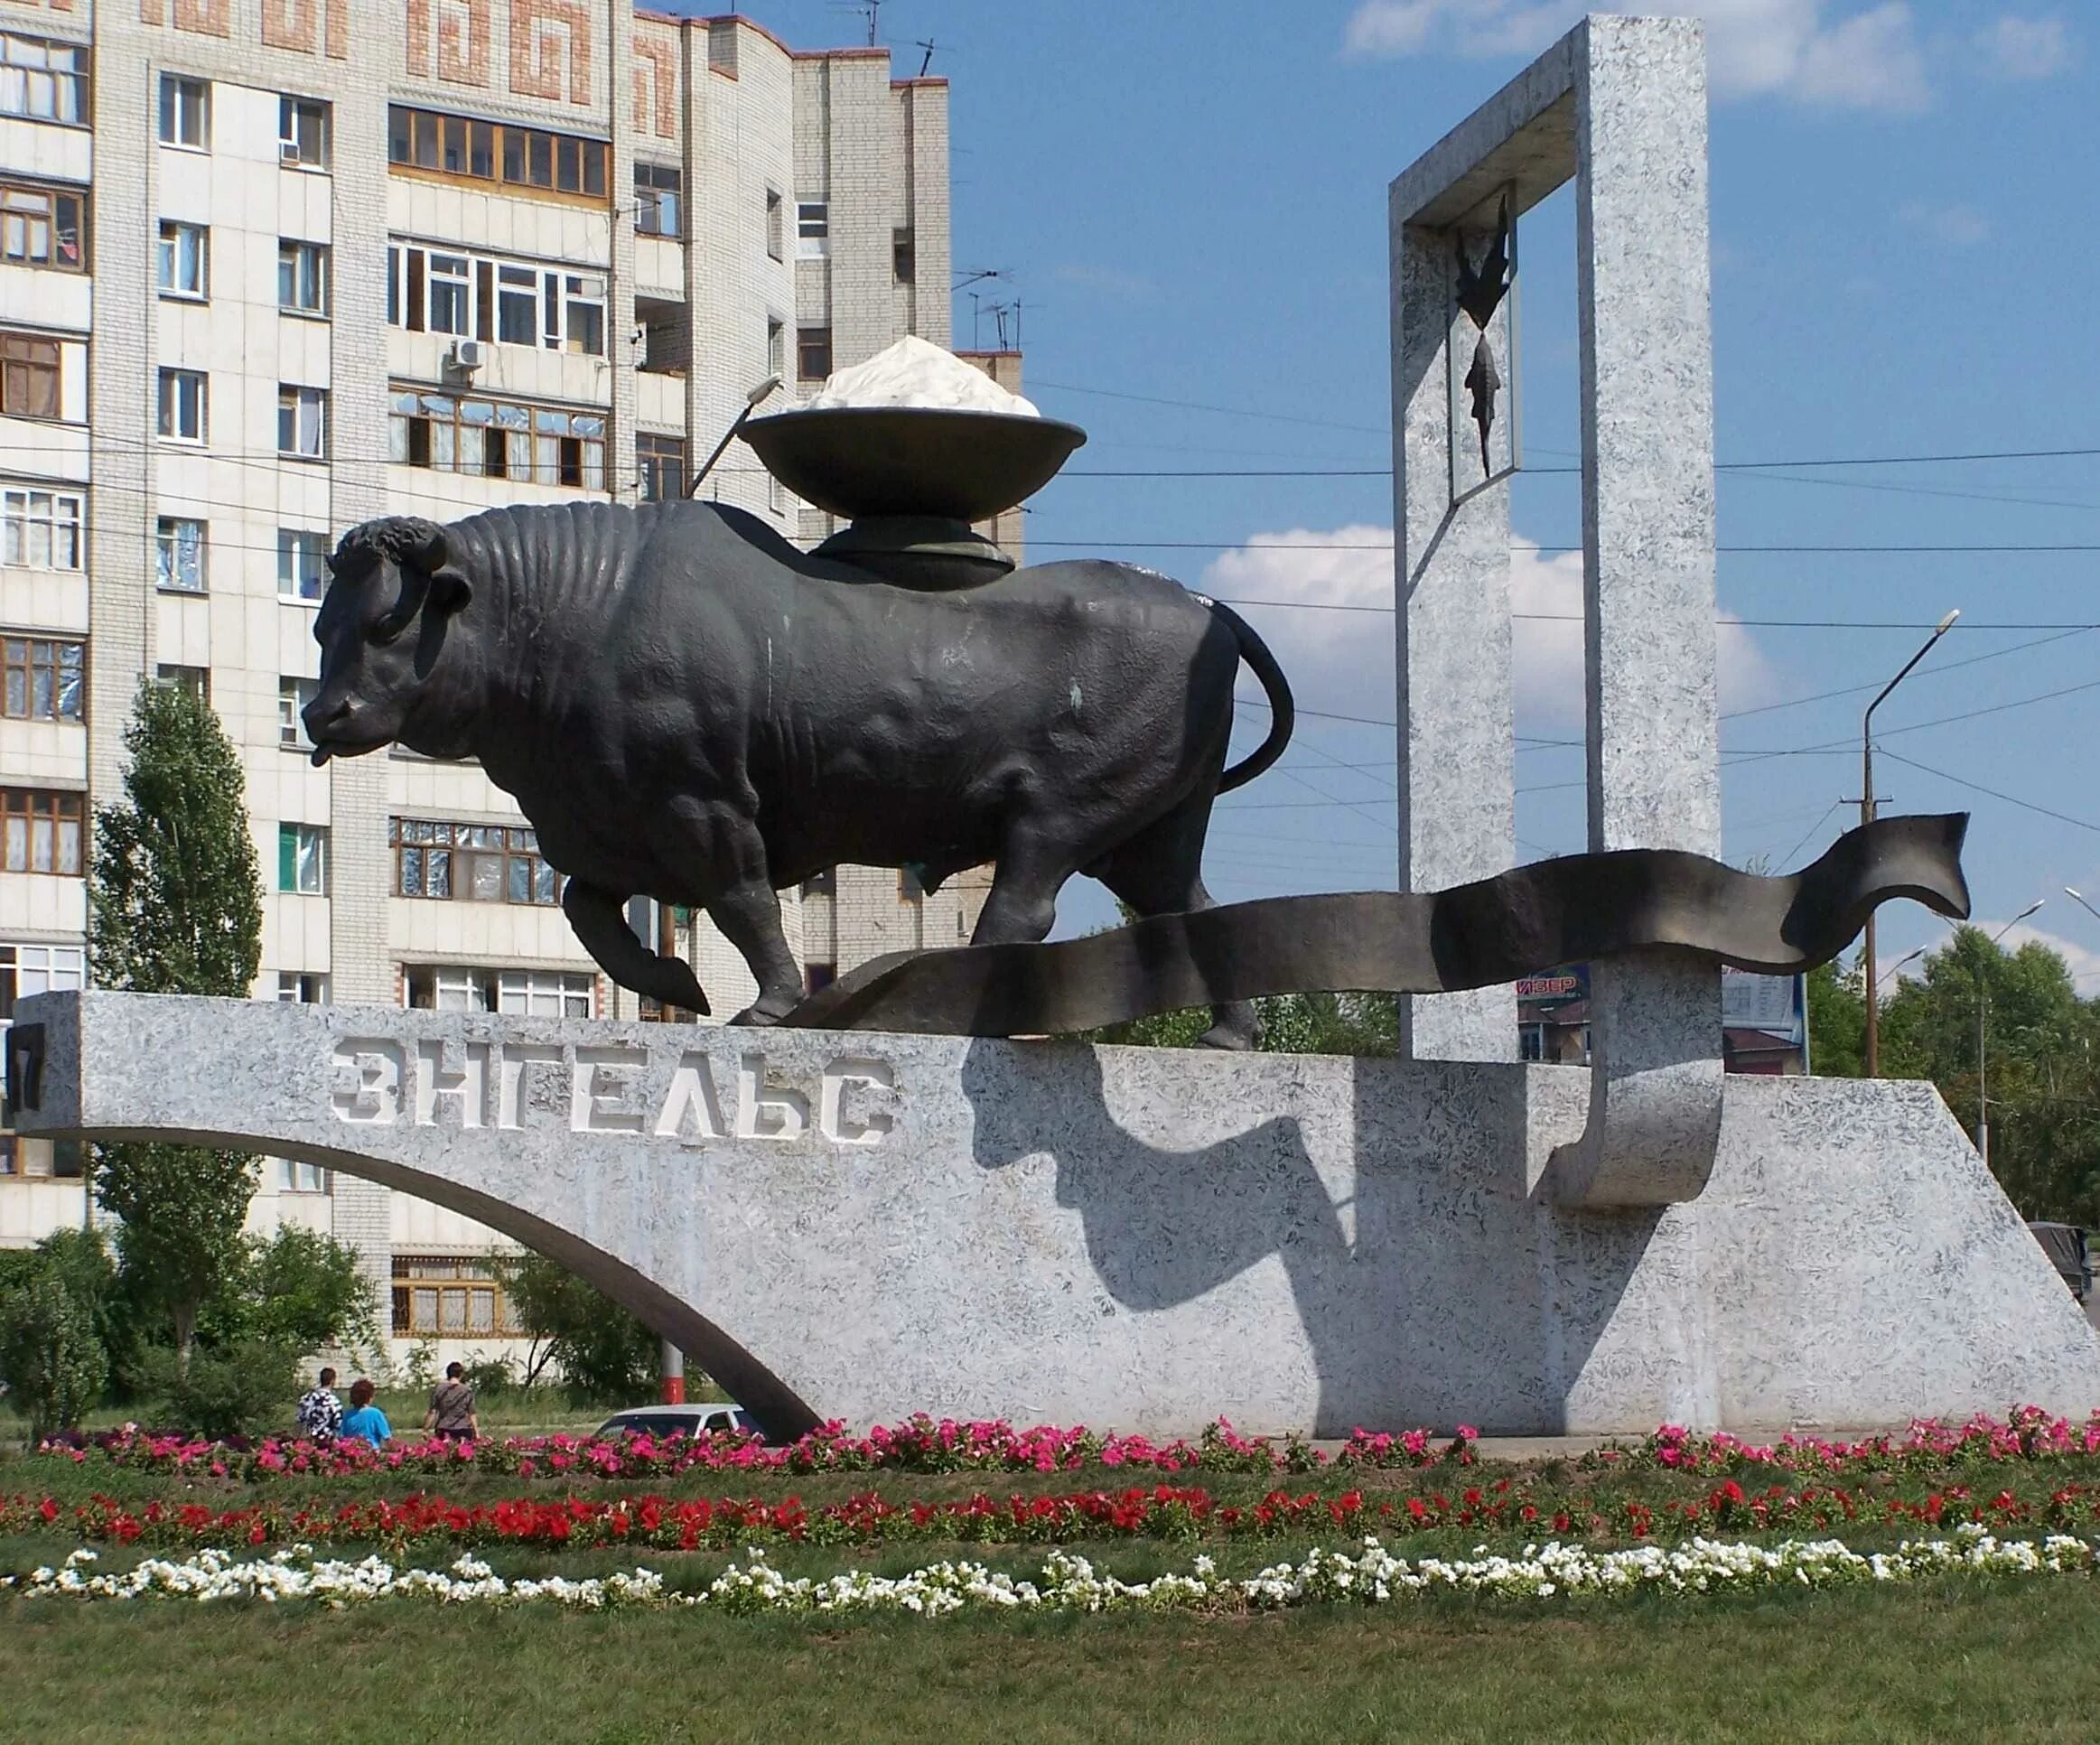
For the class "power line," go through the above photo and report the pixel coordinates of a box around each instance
[1878,750,2100,835]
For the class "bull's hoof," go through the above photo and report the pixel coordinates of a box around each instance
[1196,1022,1258,1051]
[729,994,799,1028]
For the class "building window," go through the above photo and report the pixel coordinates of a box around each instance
[0,33,88,126]
[0,333,62,421]
[386,105,606,201]
[277,971,327,1003]
[899,866,925,900]
[637,432,686,502]
[278,529,328,601]
[893,227,915,285]
[154,517,206,593]
[278,677,317,748]
[156,222,207,299]
[403,966,591,1018]
[277,386,326,460]
[2,637,82,721]
[391,817,561,906]
[635,162,680,237]
[804,961,835,995]
[798,326,833,383]
[389,388,604,490]
[796,199,828,259]
[157,368,206,442]
[278,95,328,168]
[390,1253,521,1337]
[278,822,327,895]
[800,868,835,899]
[154,663,208,702]
[387,245,605,356]
[0,938,85,1182]
[277,240,328,314]
[156,73,209,150]
[3,487,82,571]
[0,181,84,271]
[0,788,82,874]
[764,187,782,260]
[766,318,784,379]
[273,1156,329,1193]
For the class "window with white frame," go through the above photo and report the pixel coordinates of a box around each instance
[277,971,328,1003]
[277,240,327,314]
[277,386,325,460]
[0,33,88,126]
[278,95,328,168]
[764,187,782,260]
[278,528,328,601]
[157,369,205,443]
[0,180,84,270]
[155,221,206,299]
[402,964,592,1017]
[157,73,208,148]
[272,1157,328,1192]
[278,677,316,748]
[277,822,327,894]
[389,388,604,490]
[154,517,205,593]
[3,487,82,571]
[387,243,606,356]
[796,199,828,259]
[766,318,784,379]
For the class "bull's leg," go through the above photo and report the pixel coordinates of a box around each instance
[1096,792,1259,1050]
[970,831,1069,947]
[563,880,712,1016]
[706,878,805,1026]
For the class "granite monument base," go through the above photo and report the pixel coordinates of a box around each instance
[13,991,2097,1439]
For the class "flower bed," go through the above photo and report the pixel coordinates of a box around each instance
[11,1526,2096,1616]
[15,1473,2100,1554]
[30,1409,2100,1489]
[28,1417,1475,1483]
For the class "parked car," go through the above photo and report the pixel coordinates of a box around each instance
[593,1403,758,1441]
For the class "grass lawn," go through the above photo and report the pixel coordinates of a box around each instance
[3,1577,2096,1743]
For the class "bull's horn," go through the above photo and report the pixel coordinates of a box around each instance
[404,521,448,572]
[310,743,334,767]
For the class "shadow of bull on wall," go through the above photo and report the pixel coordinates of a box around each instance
[960,1038,1667,1436]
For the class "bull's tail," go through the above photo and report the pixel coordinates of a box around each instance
[1200,597,1294,794]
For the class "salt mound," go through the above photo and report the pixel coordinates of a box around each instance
[807,334,1040,418]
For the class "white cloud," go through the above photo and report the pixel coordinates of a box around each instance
[1198,527,1770,736]
[1974,14,2074,79]
[1342,0,1931,112]
[1898,200,1990,247]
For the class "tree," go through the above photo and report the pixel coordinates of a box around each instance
[498,1253,661,1403]
[89,681,265,1369]
[202,1227,380,1361]
[0,1273,107,1442]
[1805,958,1865,1077]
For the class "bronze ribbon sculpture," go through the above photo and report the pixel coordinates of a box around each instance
[782,814,1969,1038]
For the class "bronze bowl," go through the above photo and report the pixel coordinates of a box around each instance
[741,406,1087,524]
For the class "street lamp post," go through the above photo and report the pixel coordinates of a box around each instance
[1975,898,2046,1171]
[2066,886,2100,928]
[1862,609,1961,1077]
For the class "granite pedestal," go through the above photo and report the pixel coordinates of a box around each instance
[14,991,2098,1440]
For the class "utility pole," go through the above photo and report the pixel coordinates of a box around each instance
[1860,609,1959,1075]
[1976,898,2044,1170]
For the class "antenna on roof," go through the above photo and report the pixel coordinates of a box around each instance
[916,37,937,75]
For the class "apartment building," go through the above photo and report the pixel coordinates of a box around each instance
[0,2,1001,1369]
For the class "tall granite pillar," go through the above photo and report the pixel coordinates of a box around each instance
[1554,15,1723,1206]
[1389,204,1516,1062]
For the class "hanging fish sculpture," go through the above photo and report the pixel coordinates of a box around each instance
[1453,195,1513,477]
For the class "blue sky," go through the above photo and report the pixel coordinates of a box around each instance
[751,1,2098,982]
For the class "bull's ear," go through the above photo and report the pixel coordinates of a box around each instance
[429,567,473,615]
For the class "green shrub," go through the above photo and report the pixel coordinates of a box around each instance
[0,1273,108,1442]
[150,1339,297,1442]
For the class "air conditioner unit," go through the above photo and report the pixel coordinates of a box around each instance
[278,140,303,164]
[447,338,483,373]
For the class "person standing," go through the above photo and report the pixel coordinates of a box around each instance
[339,1377,392,1446]
[296,1367,343,1444]
[424,1361,480,1442]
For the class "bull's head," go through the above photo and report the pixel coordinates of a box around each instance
[304,517,476,765]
